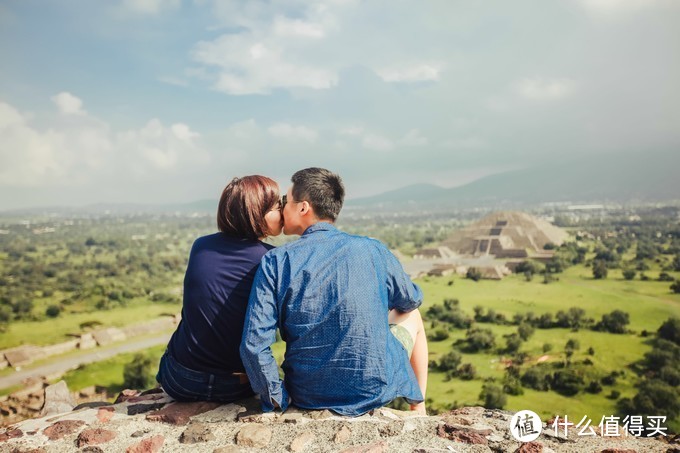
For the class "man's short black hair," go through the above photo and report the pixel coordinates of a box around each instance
[291,167,345,221]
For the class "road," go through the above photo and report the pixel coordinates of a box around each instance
[0,333,171,391]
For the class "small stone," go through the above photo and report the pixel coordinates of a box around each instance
[0,428,23,441]
[40,381,75,417]
[446,406,485,417]
[146,401,221,425]
[127,402,167,416]
[81,447,104,453]
[42,420,86,441]
[235,424,272,448]
[334,425,352,443]
[96,407,115,423]
[339,440,389,453]
[131,431,147,438]
[77,428,117,447]
[73,402,111,411]
[126,434,165,453]
[379,420,404,437]
[599,450,637,453]
[180,423,215,444]
[114,389,141,404]
[487,434,505,443]
[515,441,543,453]
[436,423,488,445]
[308,409,334,420]
[290,432,315,452]
[281,412,303,424]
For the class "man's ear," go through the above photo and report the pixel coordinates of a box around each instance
[299,200,311,216]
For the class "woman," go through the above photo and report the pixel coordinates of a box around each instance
[157,175,282,402]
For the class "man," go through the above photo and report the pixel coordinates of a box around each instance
[240,167,428,416]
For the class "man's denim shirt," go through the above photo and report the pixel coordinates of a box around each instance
[240,222,424,416]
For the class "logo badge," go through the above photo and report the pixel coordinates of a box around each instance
[510,410,542,442]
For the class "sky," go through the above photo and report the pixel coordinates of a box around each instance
[0,0,679,210]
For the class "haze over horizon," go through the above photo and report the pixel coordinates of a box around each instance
[1,1,679,210]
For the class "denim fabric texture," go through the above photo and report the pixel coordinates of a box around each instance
[240,222,424,416]
[157,351,254,402]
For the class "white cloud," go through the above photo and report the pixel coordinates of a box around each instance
[516,77,576,101]
[121,0,179,14]
[0,96,208,188]
[193,34,337,94]
[579,0,675,15]
[362,134,394,151]
[51,92,85,115]
[398,129,428,147]
[376,64,441,83]
[273,17,325,38]
[267,123,318,143]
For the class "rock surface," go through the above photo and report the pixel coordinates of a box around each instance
[0,390,674,452]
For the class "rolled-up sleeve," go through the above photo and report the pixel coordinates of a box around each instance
[240,254,289,412]
[381,245,423,312]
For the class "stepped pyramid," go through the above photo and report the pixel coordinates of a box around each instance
[443,211,569,258]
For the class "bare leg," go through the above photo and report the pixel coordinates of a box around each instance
[388,308,428,415]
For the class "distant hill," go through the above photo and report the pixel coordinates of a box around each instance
[348,150,679,208]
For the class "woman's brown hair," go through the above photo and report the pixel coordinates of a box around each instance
[217,175,280,240]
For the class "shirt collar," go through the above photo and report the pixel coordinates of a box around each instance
[302,221,336,236]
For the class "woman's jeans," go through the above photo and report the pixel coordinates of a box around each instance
[156,351,254,402]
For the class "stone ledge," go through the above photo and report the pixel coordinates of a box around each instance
[0,388,674,453]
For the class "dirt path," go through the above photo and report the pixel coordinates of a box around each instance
[0,333,171,391]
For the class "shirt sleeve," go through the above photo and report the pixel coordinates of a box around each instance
[380,243,424,312]
[240,254,289,412]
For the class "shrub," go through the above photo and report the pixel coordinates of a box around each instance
[594,310,630,334]
[586,380,603,394]
[671,280,680,294]
[436,351,462,372]
[592,260,608,279]
[657,317,680,345]
[607,390,621,400]
[466,267,482,282]
[456,363,477,380]
[45,305,61,318]
[463,327,496,352]
[552,369,585,396]
[480,384,506,409]
[123,353,155,389]
[622,269,636,280]
[427,328,450,342]
[658,272,674,282]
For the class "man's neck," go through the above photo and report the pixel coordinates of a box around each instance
[300,218,333,234]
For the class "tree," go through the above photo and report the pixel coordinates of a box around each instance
[504,333,522,354]
[480,383,506,409]
[463,327,496,352]
[455,363,477,380]
[592,260,608,279]
[657,317,680,345]
[123,353,155,389]
[45,305,61,318]
[595,310,630,334]
[436,351,462,373]
[466,267,482,282]
[517,323,535,341]
[552,369,585,396]
[622,269,636,280]
[671,280,680,294]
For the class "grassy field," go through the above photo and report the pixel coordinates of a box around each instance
[417,264,680,426]
[0,302,180,349]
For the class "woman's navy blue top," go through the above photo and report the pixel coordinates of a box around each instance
[167,232,274,374]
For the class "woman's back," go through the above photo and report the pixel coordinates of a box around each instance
[168,232,273,374]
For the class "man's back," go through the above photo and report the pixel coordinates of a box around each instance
[241,222,423,416]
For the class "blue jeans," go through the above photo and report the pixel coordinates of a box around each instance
[156,351,254,402]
